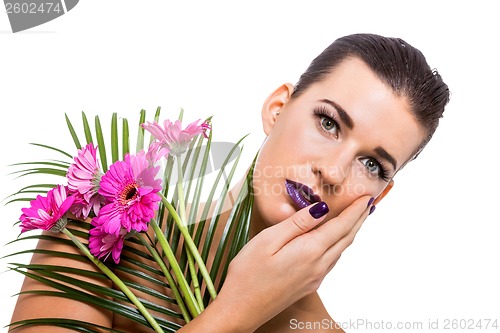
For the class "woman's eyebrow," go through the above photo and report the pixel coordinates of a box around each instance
[374,146,398,171]
[319,98,354,130]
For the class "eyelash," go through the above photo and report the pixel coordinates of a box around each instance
[364,157,391,182]
[313,106,340,138]
[313,106,391,182]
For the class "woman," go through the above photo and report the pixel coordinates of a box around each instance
[10,33,449,332]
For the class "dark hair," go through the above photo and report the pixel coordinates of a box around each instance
[292,33,450,160]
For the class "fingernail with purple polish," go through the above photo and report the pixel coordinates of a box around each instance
[369,205,376,215]
[309,201,329,219]
[367,197,375,208]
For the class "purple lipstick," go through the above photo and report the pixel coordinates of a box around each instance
[285,179,321,210]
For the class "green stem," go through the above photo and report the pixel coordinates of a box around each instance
[61,228,165,333]
[159,192,218,301]
[176,157,204,309]
[135,233,192,322]
[186,248,205,311]
[176,157,188,224]
[150,219,201,317]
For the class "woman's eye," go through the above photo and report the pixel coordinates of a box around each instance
[320,116,339,136]
[360,157,381,176]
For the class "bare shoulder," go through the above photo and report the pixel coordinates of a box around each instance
[10,225,113,332]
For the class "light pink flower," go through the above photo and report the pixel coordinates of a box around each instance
[19,185,75,233]
[142,118,211,158]
[67,143,106,218]
[89,218,127,264]
[69,193,106,220]
[93,151,162,236]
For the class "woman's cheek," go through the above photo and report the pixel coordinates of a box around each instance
[325,178,376,217]
[324,189,357,218]
[347,163,385,197]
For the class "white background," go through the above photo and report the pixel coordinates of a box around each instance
[1,1,499,332]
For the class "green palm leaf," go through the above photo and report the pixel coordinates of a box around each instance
[5,108,252,332]
[94,115,108,172]
[27,142,73,159]
[111,113,119,163]
[65,113,82,150]
[136,109,146,153]
[82,111,94,144]
[122,118,130,159]
[10,267,182,332]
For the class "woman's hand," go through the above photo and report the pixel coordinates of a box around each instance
[179,195,374,333]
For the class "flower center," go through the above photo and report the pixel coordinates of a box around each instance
[119,182,139,206]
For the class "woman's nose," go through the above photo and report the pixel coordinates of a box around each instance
[311,149,354,187]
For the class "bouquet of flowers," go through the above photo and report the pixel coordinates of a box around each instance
[6,108,254,332]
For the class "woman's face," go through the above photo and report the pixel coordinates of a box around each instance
[252,57,426,228]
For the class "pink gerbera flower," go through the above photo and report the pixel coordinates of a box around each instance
[94,151,162,236]
[67,143,106,218]
[19,185,75,233]
[142,118,211,158]
[89,218,127,264]
[69,194,105,220]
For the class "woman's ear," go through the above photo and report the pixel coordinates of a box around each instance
[261,83,294,135]
[373,180,394,205]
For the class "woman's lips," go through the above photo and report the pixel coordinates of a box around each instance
[285,179,322,210]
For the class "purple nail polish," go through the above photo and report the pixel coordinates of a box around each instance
[309,201,329,219]
[367,197,375,208]
[369,205,376,215]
